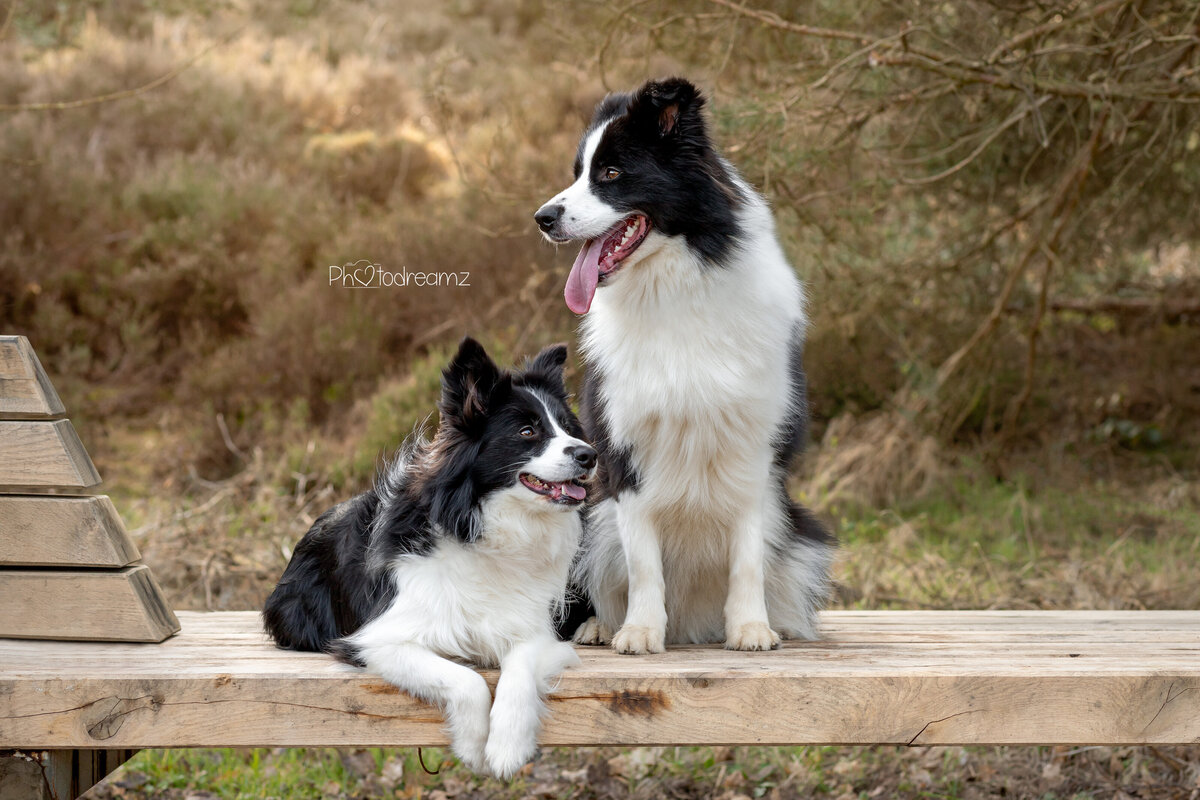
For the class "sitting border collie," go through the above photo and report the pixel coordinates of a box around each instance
[534,77,834,654]
[262,338,596,777]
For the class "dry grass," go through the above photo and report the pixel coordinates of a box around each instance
[4,2,1199,798]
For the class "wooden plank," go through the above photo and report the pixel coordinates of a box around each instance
[1,611,1197,749]
[0,420,101,492]
[0,496,139,567]
[0,566,179,643]
[0,336,66,420]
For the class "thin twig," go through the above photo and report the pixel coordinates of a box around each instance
[909,111,1109,418]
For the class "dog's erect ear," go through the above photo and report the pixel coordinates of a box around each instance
[523,343,569,393]
[440,337,503,431]
[629,77,704,138]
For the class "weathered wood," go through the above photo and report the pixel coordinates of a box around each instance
[0,421,101,492]
[0,749,137,800]
[0,566,179,643]
[0,752,45,800]
[0,336,65,420]
[0,496,139,567]
[1,611,1196,749]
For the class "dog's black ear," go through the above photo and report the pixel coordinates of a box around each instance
[629,77,704,138]
[523,343,569,394]
[440,337,503,431]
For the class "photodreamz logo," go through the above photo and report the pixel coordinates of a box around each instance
[329,260,470,289]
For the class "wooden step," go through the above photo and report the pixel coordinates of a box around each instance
[0,565,179,642]
[0,496,139,567]
[0,610,1196,749]
[0,420,101,492]
[0,336,65,420]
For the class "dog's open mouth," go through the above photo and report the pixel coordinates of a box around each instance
[520,473,588,505]
[564,214,651,314]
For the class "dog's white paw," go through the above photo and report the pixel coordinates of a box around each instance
[484,701,539,779]
[451,720,489,773]
[572,616,613,646]
[484,729,538,780]
[447,687,491,773]
[725,621,781,651]
[612,624,665,655]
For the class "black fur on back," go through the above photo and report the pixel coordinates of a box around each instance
[262,337,581,656]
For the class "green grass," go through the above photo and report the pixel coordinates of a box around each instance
[830,473,1200,611]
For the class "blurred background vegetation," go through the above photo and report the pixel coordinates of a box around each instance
[2,1,1198,797]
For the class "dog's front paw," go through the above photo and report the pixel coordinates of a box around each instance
[572,616,613,646]
[452,721,489,774]
[484,729,538,780]
[725,621,781,651]
[447,688,491,773]
[484,698,540,779]
[612,624,665,655]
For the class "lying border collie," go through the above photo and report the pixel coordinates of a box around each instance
[534,77,834,654]
[263,338,596,777]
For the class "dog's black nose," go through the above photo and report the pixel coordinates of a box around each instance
[566,444,597,471]
[534,204,563,233]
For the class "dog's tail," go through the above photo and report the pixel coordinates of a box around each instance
[262,545,342,653]
[262,497,380,654]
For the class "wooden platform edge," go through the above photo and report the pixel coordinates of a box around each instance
[0,420,101,491]
[0,565,179,643]
[0,495,140,568]
[0,336,66,420]
[1,611,1198,749]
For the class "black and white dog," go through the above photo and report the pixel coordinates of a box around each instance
[263,338,596,777]
[535,77,834,654]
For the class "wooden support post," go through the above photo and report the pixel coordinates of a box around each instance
[0,749,138,800]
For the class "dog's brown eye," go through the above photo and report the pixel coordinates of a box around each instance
[602,167,620,181]
[519,425,536,438]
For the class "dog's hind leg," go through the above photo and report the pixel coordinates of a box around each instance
[571,499,625,645]
[485,637,580,778]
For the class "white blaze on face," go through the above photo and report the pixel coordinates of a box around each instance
[518,392,592,486]
[545,121,626,241]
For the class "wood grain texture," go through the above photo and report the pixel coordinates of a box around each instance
[1,611,1197,749]
[0,336,65,420]
[0,496,139,567]
[0,566,179,643]
[0,420,101,491]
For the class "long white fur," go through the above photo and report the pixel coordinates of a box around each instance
[551,145,833,653]
[346,428,588,777]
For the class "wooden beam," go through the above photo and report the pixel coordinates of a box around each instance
[0,420,101,492]
[0,566,179,643]
[0,496,139,568]
[1,611,1197,748]
[0,337,65,420]
[0,749,138,800]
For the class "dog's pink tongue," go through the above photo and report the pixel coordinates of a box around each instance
[565,237,604,314]
[561,482,587,501]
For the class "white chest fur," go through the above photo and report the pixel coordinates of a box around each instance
[580,218,806,520]
[354,488,580,667]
